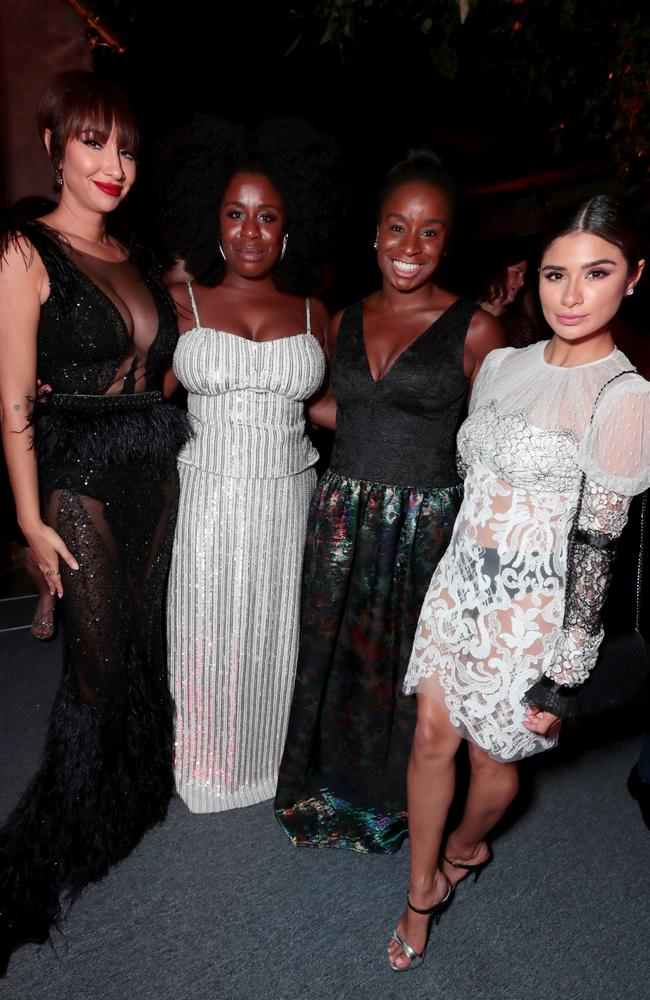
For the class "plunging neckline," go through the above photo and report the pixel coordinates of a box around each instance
[361,298,461,384]
[33,220,165,395]
[35,221,136,345]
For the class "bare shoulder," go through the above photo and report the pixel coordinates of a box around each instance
[309,296,330,327]
[466,306,506,359]
[463,305,507,388]
[0,232,48,304]
[308,296,330,345]
[169,280,195,333]
[0,232,44,277]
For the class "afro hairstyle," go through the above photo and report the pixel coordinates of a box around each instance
[155,115,343,296]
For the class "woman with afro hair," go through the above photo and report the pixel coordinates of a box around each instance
[156,116,341,813]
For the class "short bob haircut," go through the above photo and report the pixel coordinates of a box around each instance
[155,116,344,297]
[542,194,644,275]
[37,70,139,171]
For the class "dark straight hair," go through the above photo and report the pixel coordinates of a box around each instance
[542,195,643,274]
[37,71,139,171]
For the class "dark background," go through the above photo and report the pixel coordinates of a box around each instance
[88,1,650,310]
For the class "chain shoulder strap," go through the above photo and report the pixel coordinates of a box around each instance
[563,369,641,630]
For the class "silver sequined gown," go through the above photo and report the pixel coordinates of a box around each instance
[168,284,325,812]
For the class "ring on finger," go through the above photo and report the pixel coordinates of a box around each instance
[44,568,60,578]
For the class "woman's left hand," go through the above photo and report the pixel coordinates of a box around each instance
[523,706,562,739]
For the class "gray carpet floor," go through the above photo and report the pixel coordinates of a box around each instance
[1,629,649,1000]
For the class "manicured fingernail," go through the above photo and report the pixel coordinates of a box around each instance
[71,561,79,570]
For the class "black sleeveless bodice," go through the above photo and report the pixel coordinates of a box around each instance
[330,297,478,489]
[18,220,178,395]
[2,220,191,494]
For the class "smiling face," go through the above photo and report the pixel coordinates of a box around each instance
[376,180,451,292]
[539,231,644,343]
[56,125,136,214]
[219,172,286,280]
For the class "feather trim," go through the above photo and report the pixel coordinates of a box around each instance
[33,400,192,472]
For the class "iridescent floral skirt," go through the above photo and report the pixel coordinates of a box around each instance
[274,469,462,854]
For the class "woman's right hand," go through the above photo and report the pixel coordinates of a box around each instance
[23,521,79,598]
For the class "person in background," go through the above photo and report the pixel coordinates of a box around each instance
[469,238,540,348]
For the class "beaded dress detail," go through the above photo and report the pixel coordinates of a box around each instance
[168,284,325,812]
[405,342,650,761]
[0,221,189,974]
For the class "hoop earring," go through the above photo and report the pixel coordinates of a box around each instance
[55,168,63,191]
[279,233,288,262]
[218,241,226,262]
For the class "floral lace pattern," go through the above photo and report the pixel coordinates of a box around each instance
[404,343,650,762]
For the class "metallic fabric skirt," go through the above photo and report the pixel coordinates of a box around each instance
[274,469,462,854]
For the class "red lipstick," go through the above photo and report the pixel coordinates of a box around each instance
[93,181,123,197]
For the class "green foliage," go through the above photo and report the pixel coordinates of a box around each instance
[290,0,650,180]
[289,0,479,76]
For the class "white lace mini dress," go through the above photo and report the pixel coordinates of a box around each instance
[404,342,650,761]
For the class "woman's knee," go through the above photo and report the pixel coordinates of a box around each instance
[468,742,518,786]
[412,701,459,762]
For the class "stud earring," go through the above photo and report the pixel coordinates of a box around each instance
[373,237,378,250]
[279,233,288,262]
[218,241,226,262]
[626,286,635,296]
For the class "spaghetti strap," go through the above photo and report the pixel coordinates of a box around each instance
[187,281,201,327]
[305,298,312,336]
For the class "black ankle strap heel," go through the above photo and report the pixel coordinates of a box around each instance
[443,846,492,883]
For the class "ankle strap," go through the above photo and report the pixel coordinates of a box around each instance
[442,855,475,872]
[406,885,452,914]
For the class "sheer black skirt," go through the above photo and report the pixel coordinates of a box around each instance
[0,393,190,975]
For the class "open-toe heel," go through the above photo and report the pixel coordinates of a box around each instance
[389,883,452,972]
[31,605,56,641]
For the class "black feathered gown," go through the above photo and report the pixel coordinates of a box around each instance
[0,222,191,975]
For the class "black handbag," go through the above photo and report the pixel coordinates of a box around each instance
[543,370,649,717]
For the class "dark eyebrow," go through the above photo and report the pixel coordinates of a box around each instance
[541,258,618,271]
[223,200,281,210]
[386,212,445,225]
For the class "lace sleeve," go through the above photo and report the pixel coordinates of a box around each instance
[530,378,650,709]
[543,481,632,687]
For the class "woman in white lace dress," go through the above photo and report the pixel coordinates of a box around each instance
[388,195,650,971]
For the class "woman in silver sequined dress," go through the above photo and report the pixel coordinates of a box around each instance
[388,196,650,970]
[157,119,340,812]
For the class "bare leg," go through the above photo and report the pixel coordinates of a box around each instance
[388,695,461,970]
[442,742,519,887]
